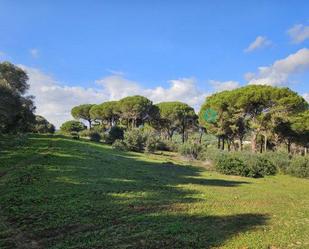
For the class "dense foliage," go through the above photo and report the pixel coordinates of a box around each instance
[0,62,36,133]
[0,62,56,134]
[215,152,277,178]
[60,120,86,134]
[71,104,94,128]
[32,115,55,134]
[199,85,308,153]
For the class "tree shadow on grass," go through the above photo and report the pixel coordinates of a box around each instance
[1,135,266,249]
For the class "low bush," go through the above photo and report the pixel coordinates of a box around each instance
[79,130,101,142]
[123,128,146,152]
[106,126,124,144]
[215,152,277,178]
[216,153,249,176]
[179,142,204,159]
[145,134,159,153]
[79,129,90,138]
[156,139,179,152]
[288,156,309,178]
[199,147,222,162]
[264,151,291,173]
[88,131,101,142]
[70,131,80,140]
[241,153,277,178]
[112,139,128,151]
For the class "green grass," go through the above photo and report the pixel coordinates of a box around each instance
[0,134,308,249]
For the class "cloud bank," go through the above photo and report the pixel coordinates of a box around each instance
[246,48,309,86]
[22,66,208,127]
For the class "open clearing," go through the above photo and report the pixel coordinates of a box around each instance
[0,135,308,249]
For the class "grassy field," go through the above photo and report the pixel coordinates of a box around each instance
[0,134,308,249]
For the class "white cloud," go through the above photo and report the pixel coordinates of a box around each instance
[209,80,240,92]
[303,93,309,103]
[246,48,309,86]
[29,49,39,58]
[21,66,209,128]
[97,76,209,109]
[244,36,272,52]
[287,24,309,44]
[20,65,108,128]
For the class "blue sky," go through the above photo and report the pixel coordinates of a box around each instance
[0,0,308,126]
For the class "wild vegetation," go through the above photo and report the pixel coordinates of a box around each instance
[1,61,309,248]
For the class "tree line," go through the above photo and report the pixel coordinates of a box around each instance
[1,61,308,154]
[69,86,308,154]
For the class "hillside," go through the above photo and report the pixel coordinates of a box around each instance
[0,135,308,249]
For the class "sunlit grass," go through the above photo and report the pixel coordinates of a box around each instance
[0,134,308,248]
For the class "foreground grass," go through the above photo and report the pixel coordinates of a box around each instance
[0,135,308,249]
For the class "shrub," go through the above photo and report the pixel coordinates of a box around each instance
[288,156,309,178]
[215,152,277,178]
[89,131,101,142]
[199,147,223,162]
[264,151,291,173]
[106,126,124,144]
[79,130,101,142]
[70,131,80,140]
[156,139,179,152]
[179,142,204,159]
[241,153,277,178]
[79,129,91,138]
[123,128,146,152]
[215,153,249,176]
[112,139,128,151]
[60,120,86,134]
[145,134,159,153]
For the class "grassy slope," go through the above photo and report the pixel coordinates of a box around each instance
[0,135,308,249]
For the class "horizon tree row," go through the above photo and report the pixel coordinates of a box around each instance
[69,85,308,154]
[70,96,197,143]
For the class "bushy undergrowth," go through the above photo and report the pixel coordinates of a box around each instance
[179,142,204,159]
[263,151,291,173]
[123,128,146,152]
[204,150,277,178]
[144,133,160,153]
[106,126,124,144]
[156,139,179,152]
[288,156,309,178]
[111,129,161,153]
[80,129,102,142]
[112,139,127,151]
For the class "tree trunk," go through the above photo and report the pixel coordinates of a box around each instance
[231,139,236,151]
[198,131,203,144]
[260,140,263,153]
[221,137,225,150]
[227,139,231,151]
[240,138,243,151]
[251,133,257,153]
[287,140,291,154]
[264,134,267,153]
[217,137,221,149]
[88,120,92,129]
